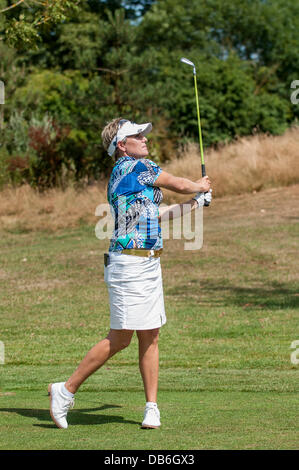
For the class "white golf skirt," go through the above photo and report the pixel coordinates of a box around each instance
[104,252,166,330]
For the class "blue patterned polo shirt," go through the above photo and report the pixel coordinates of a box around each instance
[107,155,163,251]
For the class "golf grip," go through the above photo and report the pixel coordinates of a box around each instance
[201,164,210,207]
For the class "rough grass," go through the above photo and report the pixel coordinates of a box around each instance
[1,127,299,232]
[164,126,299,203]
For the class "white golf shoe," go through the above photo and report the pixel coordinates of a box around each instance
[141,403,161,429]
[48,382,75,429]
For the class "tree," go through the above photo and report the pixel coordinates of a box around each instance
[1,0,299,188]
[139,0,299,136]
[0,0,80,48]
[85,0,155,19]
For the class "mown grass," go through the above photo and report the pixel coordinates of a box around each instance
[0,185,298,449]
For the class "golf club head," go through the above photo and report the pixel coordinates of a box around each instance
[180,57,196,74]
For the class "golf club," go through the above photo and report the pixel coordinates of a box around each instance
[180,57,209,186]
[181,57,210,206]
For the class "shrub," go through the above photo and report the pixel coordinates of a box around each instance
[28,117,70,189]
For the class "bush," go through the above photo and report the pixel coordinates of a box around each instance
[28,117,70,189]
[0,146,10,190]
[0,113,72,189]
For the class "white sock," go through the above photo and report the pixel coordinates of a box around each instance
[146,401,157,407]
[62,383,74,398]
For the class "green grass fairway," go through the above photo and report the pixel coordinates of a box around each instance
[0,185,298,449]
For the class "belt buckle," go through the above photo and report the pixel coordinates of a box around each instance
[149,249,155,258]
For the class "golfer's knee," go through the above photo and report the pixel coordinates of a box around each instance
[117,337,132,351]
[107,331,132,354]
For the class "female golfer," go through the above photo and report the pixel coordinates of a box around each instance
[48,118,211,429]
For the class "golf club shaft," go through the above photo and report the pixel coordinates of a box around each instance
[181,57,209,203]
[193,74,206,177]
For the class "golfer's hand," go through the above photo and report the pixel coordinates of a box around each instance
[196,176,211,192]
[192,192,205,208]
[193,189,212,208]
[204,189,212,206]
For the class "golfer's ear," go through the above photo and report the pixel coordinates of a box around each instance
[117,140,126,152]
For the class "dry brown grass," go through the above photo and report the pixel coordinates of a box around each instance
[1,127,299,232]
[0,182,107,232]
[163,126,299,203]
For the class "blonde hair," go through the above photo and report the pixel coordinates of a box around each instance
[101,117,127,159]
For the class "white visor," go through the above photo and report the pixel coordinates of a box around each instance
[107,120,152,157]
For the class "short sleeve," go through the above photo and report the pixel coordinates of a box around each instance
[134,159,162,187]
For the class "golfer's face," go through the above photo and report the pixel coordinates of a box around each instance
[124,133,149,158]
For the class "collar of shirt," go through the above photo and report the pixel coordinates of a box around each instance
[115,154,136,165]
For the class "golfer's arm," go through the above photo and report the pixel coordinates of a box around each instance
[158,200,198,223]
[154,170,201,194]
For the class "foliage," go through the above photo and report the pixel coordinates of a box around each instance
[0,0,81,48]
[28,116,71,188]
[0,0,299,188]
[0,112,70,188]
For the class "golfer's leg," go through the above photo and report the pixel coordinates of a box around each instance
[137,328,160,403]
[65,329,134,394]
